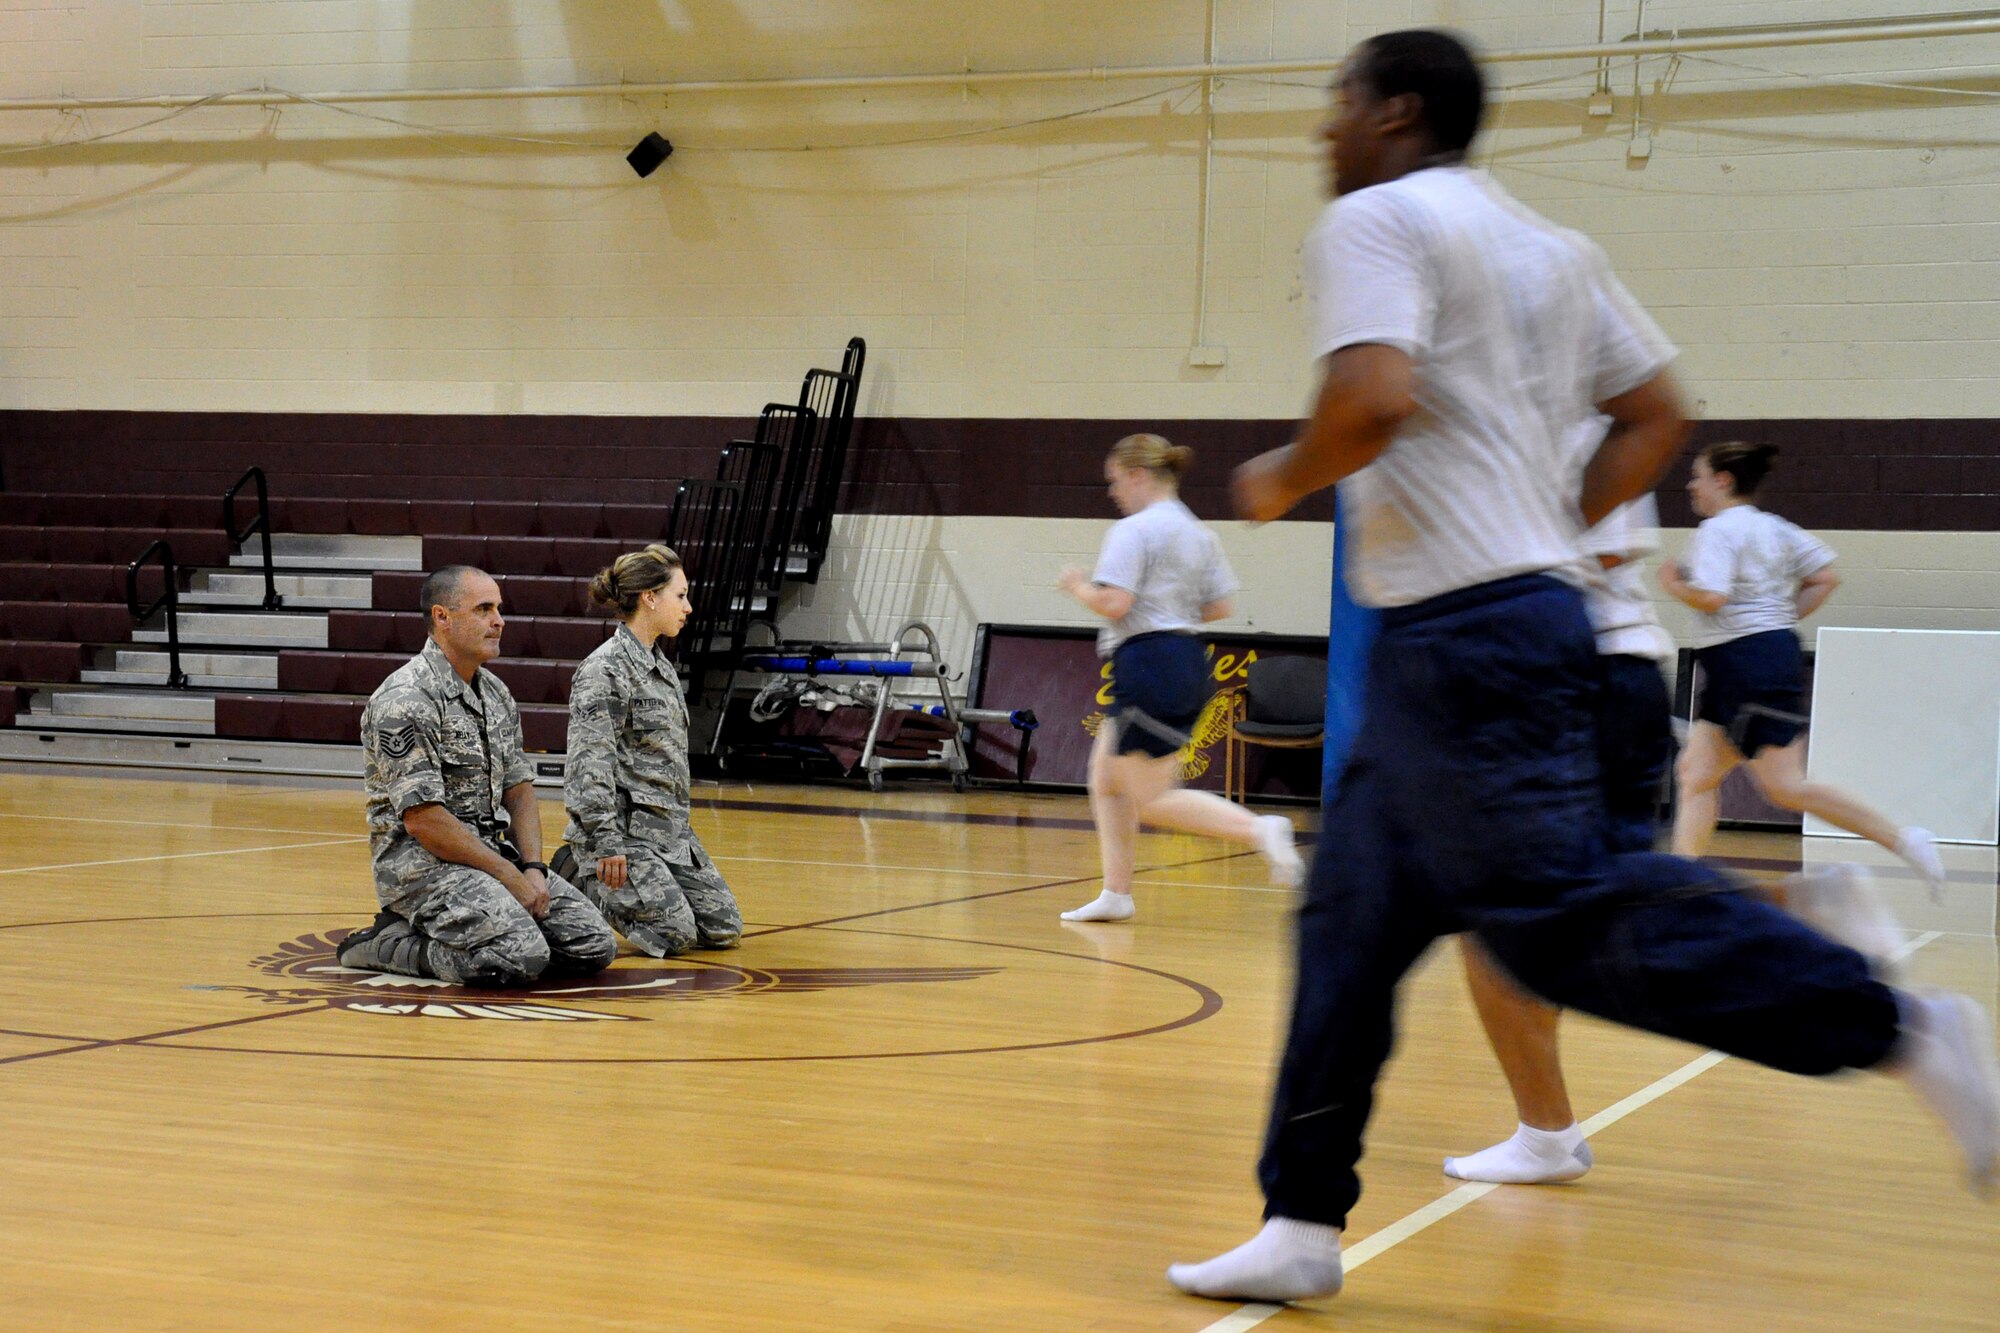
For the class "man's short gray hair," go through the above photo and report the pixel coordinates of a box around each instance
[419,565,482,617]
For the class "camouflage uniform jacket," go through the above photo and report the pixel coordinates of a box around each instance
[562,624,700,869]
[362,637,536,906]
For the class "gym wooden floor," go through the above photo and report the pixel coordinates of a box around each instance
[0,768,1994,1331]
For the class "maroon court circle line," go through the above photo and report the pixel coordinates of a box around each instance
[0,910,1226,1065]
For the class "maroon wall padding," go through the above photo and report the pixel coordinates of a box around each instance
[369,572,423,612]
[471,502,538,537]
[281,497,349,534]
[0,493,222,532]
[0,602,132,643]
[347,499,412,536]
[535,503,605,538]
[285,697,363,743]
[326,611,423,654]
[0,411,751,507]
[501,577,592,618]
[6,410,2000,528]
[0,687,16,728]
[0,604,64,639]
[520,618,617,660]
[0,640,85,683]
[408,501,478,535]
[275,651,355,694]
[412,534,628,579]
[213,694,287,740]
[599,503,674,540]
[217,691,570,753]
[277,651,580,705]
[551,539,626,578]
[422,534,488,569]
[0,526,230,567]
[468,537,557,576]
[520,705,567,753]
[326,610,612,662]
[371,571,597,619]
[0,564,134,604]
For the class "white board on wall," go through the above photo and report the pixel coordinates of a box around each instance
[1805,628,2000,845]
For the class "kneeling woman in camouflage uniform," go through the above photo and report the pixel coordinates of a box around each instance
[559,544,743,956]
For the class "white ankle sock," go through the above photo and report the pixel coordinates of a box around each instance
[1897,826,1947,901]
[1061,890,1135,923]
[1784,864,1902,974]
[1167,1216,1343,1302]
[1443,1122,1592,1184]
[1895,990,2000,1196]
[1256,814,1304,889]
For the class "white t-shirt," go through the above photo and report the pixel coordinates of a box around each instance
[1680,504,1836,649]
[1580,496,1674,662]
[1091,497,1237,656]
[1568,416,1673,662]
[1303,166,1676,608]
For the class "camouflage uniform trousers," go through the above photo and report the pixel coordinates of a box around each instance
[381,865,618,986]
[579,843,742,958]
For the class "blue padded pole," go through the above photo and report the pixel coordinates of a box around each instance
[1322,483,1379,798]
[740,657,929,677]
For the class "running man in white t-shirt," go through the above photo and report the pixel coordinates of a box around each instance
[1166,29,1998,1306]
[1661,440,1945,894]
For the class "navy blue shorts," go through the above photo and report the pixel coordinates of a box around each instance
[1598,654,1672,854]
[1695,629,1805,758]
[1106,632,1208,758]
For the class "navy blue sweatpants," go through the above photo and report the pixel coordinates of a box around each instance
[1258,575,1900,1229]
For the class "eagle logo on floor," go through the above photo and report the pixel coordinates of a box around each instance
[213,932,1002,1021]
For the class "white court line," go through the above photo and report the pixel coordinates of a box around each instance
[1196,929,1946,1332]
[1132,877,1295,895]
[0,811,359,839]
[0,836,368,877]
[717,853,1068,880]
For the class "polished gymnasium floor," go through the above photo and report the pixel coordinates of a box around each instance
[0,767,1994,1331]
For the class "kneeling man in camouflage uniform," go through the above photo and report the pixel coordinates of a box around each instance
[337,565,618,985]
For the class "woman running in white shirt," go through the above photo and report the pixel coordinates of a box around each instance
[1661,440,1944,892]
[1056,433,1303,922]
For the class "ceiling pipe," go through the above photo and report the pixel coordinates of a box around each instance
[0,12,1995,115]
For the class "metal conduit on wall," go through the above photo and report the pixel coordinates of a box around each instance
[0,11,1998,115]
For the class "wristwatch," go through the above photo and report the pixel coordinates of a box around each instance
[520,860,550,875]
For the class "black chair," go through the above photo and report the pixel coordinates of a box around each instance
[1224,655,1327,802]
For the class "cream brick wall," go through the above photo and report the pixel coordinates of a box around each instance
[6,2,1997,418]
[2,2,1995,680]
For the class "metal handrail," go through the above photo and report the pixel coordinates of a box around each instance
[222,466,283,610]
[126,539,187,688]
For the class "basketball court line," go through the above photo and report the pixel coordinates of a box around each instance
[0,810,361,839]
[718,853,1074,880]
[0,847,1257,1069]
[1132,876,1295,894]
[1193,929,1947,1332]
[741,848,1259,940]
[0,1004,338,1068]
[0,836,368,877]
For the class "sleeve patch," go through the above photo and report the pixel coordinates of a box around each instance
[377,723,422,760]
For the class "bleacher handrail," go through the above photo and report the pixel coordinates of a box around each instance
[125,539,188,688]
[222,466,284,611]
